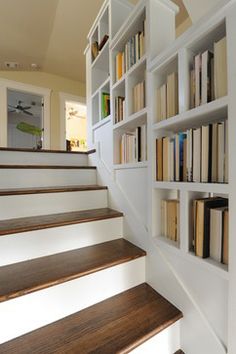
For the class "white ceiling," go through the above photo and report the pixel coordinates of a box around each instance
[0,0,189,83]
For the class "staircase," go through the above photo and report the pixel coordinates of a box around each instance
[0,149,183,353]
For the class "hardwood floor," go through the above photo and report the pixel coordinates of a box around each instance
[0,283,183,354]
[0,239,146,302]
[0,208,123,236]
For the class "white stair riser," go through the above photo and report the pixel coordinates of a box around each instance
[0,257,145,344]
[130,321,181,354]
[0,169,97,188]
[0,217,123,266]
[0,151,88,166]
[0,190,108,220]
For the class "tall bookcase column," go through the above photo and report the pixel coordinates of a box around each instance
[147,0,179,61]
[226,2,236,353]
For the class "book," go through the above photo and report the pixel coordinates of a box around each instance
[156,138,163,181]
[201,124,212,183]
[116,52,123,81]
[218,121,225,183]
[91,41,99,61]
[190,69,195,109]
[194,197,228,258]
[222,209,229,265]
[167,72,178,118]
[161,199,179,241]
[187,129,193,182]
[163,137,170,181]
[211,122,218,183]
[214,36,227,99]
[133,81,145,114]
[157,87,162,122]
[210,207,227,262]
[101,93,110,119]
[193,128,201,183]
[120,125,147,164]
[201,50,214,105]
[160,84,167,120]
[224,120,228,183]
[175,133,186,182]
[98,34,109,51]
[194,54,202,107]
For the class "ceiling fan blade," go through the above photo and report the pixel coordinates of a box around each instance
[23,110,33,116]
[8,104,16,109]
[8,110,16,113]
[22,106,32,110]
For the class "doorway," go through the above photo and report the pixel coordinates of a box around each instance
[60,93,87,151]
[7,90,44,149]
[0,79,51,149]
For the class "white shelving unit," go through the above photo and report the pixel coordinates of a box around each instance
[149,10,229,273]
[86,0,236,351]
[111,0,178,168]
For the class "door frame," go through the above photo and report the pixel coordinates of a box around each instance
[59,92,86,150]
[0,79,51,148]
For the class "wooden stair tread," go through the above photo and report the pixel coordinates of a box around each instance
[0,239,146,303]
[0,185,107,196]
[0,208,123,236]
[0,147,96,155]
[0,283,183,354]
[174,351,185,354]
[0,164,96,169]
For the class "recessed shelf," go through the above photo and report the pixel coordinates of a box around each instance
[113,108,147,130]
[114,161,148,170]
[153,181,229,194]
[91,39,110,71]
[153,237,229,280]
[92,116,111,131]
[153,96,228,132]
[92,77,110,99]
[155,235,180,250]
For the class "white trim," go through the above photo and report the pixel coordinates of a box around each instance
[59,92,86,150]
[0,79,51,149]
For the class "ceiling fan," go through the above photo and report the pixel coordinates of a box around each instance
[8,100,33,116]
[67,107,86,119]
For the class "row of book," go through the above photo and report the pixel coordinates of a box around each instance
[101,93,110,119]
[157,72,178,121]
[115,19,146,82]
[133,81,145,114]
[161,199,179,242]
[120,124,147,164]
[193,196,228,265]
[190,36,227,109]
[114,96,125,124]
[156,120,228,183]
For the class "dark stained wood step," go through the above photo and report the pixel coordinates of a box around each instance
[0,283,183,353]
[0,185,107,196]
[0,147,96,155]
[0,239,146,303]
[0,208,123,236]
[174,351,185,354]
[0,164,96,169]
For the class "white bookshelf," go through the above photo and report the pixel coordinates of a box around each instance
[111,0,178,168]
[149,8,230,276]
[86,0,236,351]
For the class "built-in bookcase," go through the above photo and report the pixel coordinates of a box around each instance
[111,0,177,168]
[88,0,134,130]
[150,15,229,277]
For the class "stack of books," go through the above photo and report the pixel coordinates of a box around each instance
[161,199,179,242]
[190,36,227,108]
[157,72,179,121]
[192,196,228,265]
[115,96,125,124]
[120,124,147,164]
[101,93,110,119]
[156,120,228,183]
[133,81,145,114]
[115,19,146,82]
